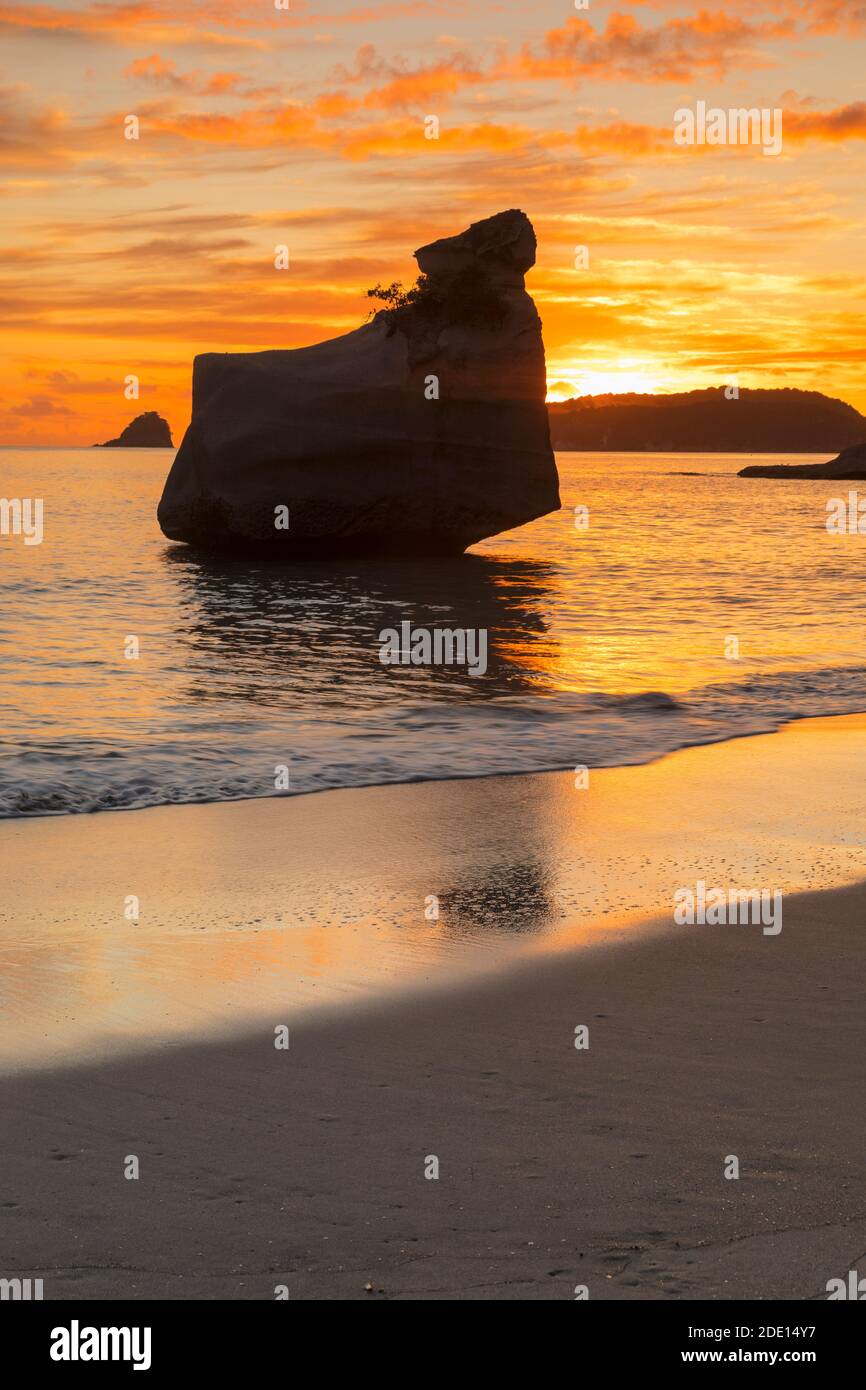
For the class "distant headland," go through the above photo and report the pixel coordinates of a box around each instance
[547,388,866,454]
[95,412,173,448]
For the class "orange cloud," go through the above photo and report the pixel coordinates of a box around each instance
[123,55,270,98]
[0,1,270,48]
[332,42,484,111]
[0,0,460,46]
[784,102,866,143]
[599,0,866,35]
[508,11,796,85]
[766,0,866,35]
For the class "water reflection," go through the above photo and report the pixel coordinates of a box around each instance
[437,856,556,936]
[164,549,563,707]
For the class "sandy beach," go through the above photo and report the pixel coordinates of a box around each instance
[1,715,865,1299]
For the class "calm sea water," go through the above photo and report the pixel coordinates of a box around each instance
[1,446,865,818]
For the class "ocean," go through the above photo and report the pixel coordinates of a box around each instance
[2,446,865,819]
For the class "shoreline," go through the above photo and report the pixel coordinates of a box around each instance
[4,691,866,824]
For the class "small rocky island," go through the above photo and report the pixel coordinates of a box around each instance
[96,412,173,447]
[739,440,866,479]
[158,209,560,555]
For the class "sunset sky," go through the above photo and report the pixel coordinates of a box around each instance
[1,0,864,444]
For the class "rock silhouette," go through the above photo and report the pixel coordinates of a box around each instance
[158,209,560,555]
[739,441,866,478]
[97,411,173,447]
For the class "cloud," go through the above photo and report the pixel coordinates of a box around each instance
[0,0,462,48]
[765,0,866,36]
[507,12,796,86]
[783,101,866,143]
[0,1,271,49]
[123,55,278,99]
[331,42,484,110]
[595,0,866,36]
[6,394,72,417]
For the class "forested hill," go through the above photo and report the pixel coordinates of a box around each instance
[548,388,866,453]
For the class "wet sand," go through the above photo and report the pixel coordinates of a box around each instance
[1,716,866,1299]
[2,713,866,1070]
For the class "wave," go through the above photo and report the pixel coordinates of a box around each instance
[2,666,866,819]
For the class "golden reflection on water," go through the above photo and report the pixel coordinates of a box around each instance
[2,447,863,746]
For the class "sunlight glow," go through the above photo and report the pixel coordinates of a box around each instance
[546,362,677,402]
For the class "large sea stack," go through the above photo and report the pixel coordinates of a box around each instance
[157,209,560,555]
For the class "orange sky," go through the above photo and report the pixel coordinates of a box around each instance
[1,0,864,444]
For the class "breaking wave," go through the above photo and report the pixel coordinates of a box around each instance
[2,667,865,818]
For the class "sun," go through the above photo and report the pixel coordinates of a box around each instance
[546,361,677,403]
